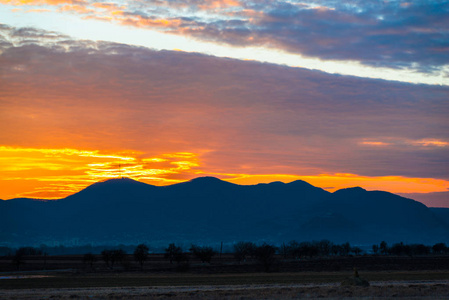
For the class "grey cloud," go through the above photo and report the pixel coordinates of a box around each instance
[120,0,449,74]
[10,0,444,74]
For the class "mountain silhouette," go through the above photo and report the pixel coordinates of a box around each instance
[1,177,448,247]
[430,208,449,228]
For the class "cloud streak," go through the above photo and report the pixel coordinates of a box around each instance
[2,0,448,76]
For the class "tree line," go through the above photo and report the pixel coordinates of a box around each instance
[5,240,449,271]
[372,241,449,256]
[8,240,449,271]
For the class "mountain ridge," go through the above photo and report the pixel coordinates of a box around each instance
[1,177,448,247]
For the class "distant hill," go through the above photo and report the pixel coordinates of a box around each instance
[1,177,448,247]
[430,208,449,228]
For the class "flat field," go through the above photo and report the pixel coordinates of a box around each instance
[1,271,449,299]
[1,255,449,299]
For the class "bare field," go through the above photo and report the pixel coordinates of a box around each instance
[2,254,449,273]
[1,271,449,299]
[2,271,449,289]
[1,280,449,299]
[2,255,449,299]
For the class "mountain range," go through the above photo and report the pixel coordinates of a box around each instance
[1,177,448,247]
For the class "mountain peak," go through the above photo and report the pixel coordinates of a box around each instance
[333,186,366,194]
[63,177,155,201]
[187,176,236,186]
[268,181,285,185]
[189,176,223,183]
[287,179,316,188]
[101,177,139,183]
[88,177,146,189]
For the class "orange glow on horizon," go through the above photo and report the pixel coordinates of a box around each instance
[0,146,202,199]
[1,146,448,200]
[224,173,449,194]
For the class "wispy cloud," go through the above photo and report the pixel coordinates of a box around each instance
[360,138,449,148]
[2,0,448,76]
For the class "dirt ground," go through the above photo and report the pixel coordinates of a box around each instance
[2,255,449,299]
[1,280,449,299]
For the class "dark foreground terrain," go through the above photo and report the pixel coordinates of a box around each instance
[1,272,449,299]
[1,255,449,299]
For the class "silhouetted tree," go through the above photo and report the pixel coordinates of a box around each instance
[254,243,277,272]
[352,247,363,256]
[164,243,186,265]
[280,242,288,259]
[42,252,48,270]
[380,241,388,255]
[331,244,342,256]
[190,245,216,264]
[39,244,49,255]
[317,240,332,257]
[298,242,319,258]
[17,247,42,256]
[12,249,25,270]
[101,250,112,268]
[372,244,379,255]
[410,244,430,256]
[287,241,302,259]
[174,251,189,266]
[342,242,351,256]
[389,242,402,256]
[432,243,447,254]
[83,253,97,270]
[110,249,126,269]
[390,242,411,256]
[11,247,42,270]
[134,244,149,270]
[233,242,256,263]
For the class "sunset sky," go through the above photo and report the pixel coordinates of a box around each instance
[1,0,448,207]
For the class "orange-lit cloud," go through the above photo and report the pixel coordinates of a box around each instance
[0,146,203,199]
[359,141,390,146]
[1,146,449,200]
[198,0,240,10]
[117,15,183,29]
[359,138,448,148]
[59,4,93,14]
[410,139,448,148]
